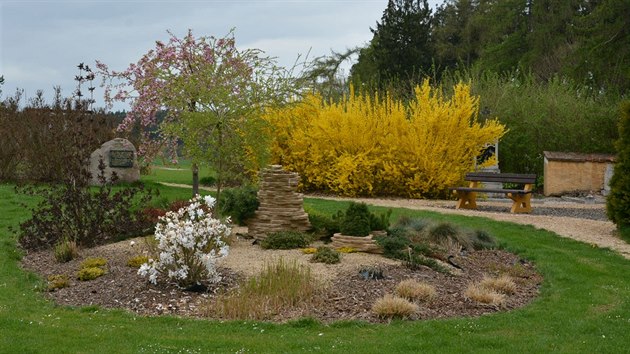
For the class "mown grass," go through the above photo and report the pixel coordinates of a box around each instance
[1,183,629,352]
[140,159,215,185]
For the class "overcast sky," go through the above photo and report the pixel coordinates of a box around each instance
[1,0,440,111]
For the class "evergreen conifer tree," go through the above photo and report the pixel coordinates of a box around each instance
[606,101,630,240]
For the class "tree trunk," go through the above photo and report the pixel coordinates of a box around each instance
[192,163,199,197]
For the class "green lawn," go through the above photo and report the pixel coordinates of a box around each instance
[141,160,215,185]
[1,182,629,353]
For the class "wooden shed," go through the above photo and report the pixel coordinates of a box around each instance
[543,151,616,196]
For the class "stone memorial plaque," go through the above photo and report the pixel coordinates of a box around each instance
[109,149,134,168]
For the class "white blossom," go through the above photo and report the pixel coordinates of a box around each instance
[138,195,230,288]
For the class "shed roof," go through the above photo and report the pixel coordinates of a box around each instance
[543,151,616,163]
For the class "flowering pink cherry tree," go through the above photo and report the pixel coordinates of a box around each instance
[97,29,300,198]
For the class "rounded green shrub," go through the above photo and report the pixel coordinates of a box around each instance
[219,185,259,225]
[47,274,70,291]
[339,202,372,236]
[80,257,107,269]
[261,231,311,250]
[127,255,149,268]
[310,246,341,264]
[199,176,216,187]
[308,212,340,239]
[77,266,105,281]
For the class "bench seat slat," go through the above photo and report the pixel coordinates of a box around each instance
[464,173,536,184]
[449,187,532,194]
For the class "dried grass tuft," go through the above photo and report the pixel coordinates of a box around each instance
[464,283,507,306]
[208,257,320,320]
[371,294,419,319]
[395,279,437,302]
[480,275,517,295]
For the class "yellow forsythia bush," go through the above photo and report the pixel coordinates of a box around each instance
[265,80,506,198]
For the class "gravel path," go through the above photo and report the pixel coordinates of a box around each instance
[312,195,630,260]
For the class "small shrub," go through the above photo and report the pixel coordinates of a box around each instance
[218,185,259,225]
[127,255,149,268]
[336,246,356,253]
[167,200,191,212]
[199,176,216,186]
[140,207,167,225]
[17,159,155,250]
[47,274,70,291]
[80,257,107,269]
[371,294,418,319]
[374,232,411,258]
[307,212,340,239]
[301,247,317,254]
[53,238,79,263]
[209,258,319,320]
[311,246,341,264]
[479,275,517,295]
[395,279,437,302]
[77,266,106,281]
[339,202,371,236]
[261,231,311,250]
[464,283,507,306]
[403,255,449,273]
[369,209,392,231]
[358,265,384,280]
[138,195,230,288]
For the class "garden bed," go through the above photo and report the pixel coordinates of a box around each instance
[21,234,541,324]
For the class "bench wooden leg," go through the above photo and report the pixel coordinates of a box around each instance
[454,191,477,210]
[508,193,532,213]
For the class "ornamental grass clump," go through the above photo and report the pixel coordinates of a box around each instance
[464,283,507,306]
[371,294,418,319]
[479,275,517,295]
[395,279,437,302]
[138,195,231,289]
[209,258,319,320]
[53,238,79,263]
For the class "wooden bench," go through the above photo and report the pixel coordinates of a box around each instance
[449,172,537,213]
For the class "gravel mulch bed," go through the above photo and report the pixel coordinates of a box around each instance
[21,235,541,324]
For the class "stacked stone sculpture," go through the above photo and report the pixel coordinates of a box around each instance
[247,165,311,240]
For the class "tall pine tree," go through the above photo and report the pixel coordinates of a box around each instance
[351,0,434,90]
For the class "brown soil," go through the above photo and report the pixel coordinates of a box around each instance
[21,231,541,324]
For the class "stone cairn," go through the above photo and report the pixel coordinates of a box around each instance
[247,165,311,241]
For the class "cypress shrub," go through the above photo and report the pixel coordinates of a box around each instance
[606,101,630,242]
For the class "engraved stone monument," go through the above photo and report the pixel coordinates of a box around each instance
[89,138,140,185]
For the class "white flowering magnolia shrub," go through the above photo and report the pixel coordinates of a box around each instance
[139,195,231,288]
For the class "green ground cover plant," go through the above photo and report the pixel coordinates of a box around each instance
[0,184,629,352]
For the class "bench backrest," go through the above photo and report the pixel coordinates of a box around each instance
[465,172,536,185]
